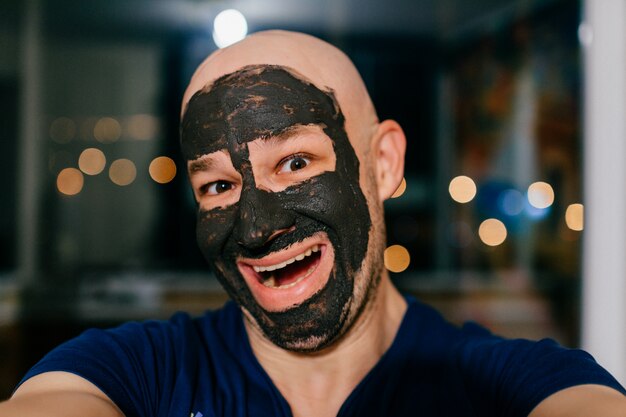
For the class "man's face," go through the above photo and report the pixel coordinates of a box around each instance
[181,65,379,351]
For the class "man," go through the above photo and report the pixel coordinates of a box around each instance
[2,30,625,416]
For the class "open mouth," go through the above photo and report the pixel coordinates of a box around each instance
[237,236,333,311]
[253,245,322,289]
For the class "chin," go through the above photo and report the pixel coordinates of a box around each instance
[233,237,384,353]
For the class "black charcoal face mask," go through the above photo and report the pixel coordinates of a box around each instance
[181,65,373,351]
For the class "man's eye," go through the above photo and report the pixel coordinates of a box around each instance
[203,180,233,195]
[278,155,310,173]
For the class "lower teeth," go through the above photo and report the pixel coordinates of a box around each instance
[262,266,315,289]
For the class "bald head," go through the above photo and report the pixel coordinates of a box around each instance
[181,30,379,150]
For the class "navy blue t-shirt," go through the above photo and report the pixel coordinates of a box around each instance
[20,297,625,416]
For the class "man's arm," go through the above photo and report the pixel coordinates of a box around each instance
[529,384,626,417]
[0,372,124,417]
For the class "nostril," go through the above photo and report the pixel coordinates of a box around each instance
[268,226,295,241]
[235,226,294,249]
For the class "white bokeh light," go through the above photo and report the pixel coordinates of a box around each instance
[578,22,593,47]
[527,181,555,209]
[213,9,248,48]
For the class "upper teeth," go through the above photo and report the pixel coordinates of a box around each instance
[253,245,320,273]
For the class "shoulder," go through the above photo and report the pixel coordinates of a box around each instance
[17,302,244,417]
[401,297,624,415]
[450,322,625,416]
[78,300,240,349]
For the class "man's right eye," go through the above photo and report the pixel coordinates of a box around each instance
[202,180,233,195]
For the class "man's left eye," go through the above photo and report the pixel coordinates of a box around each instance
[278,155,310,173]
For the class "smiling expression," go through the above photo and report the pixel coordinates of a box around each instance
[181,65,375,351]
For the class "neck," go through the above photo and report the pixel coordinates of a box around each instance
[244,275,407,417]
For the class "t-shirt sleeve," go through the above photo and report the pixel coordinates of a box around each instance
[17,320,176,417]
[456,323,626,417]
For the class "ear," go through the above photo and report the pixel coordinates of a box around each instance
[370,119,406,202]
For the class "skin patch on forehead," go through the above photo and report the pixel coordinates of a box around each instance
[180,65,342,161]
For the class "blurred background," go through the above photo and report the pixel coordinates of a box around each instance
[1,0,625,396]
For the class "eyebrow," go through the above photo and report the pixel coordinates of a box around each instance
[187,124,327,173]
[188,156,216,173]
[265,123,328,145]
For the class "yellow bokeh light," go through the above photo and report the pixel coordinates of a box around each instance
[56,168,84,196]
[126,114,160,140]
[94,117,122,143]
[78,148,106,176]
[449,175,477,203]
[49,117,76,143]
[384,245,411,273]
[391,177,407,198]
[149,156,177,184]
[565,203,584,231]
[478,218,507,246]
[109,159,136,186]
[527,181,554,209]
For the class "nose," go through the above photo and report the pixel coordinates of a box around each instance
[233,187,295,250]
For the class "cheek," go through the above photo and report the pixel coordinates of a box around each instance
[282,172,371,267]
[284,174,365,221]
[196,205,238,257]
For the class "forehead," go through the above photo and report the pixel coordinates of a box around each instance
[186,124,333,172]
[180,65,344,161]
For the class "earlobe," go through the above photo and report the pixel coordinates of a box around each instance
[371,119,406,202]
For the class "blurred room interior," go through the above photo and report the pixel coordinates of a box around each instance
[0,0,624,397]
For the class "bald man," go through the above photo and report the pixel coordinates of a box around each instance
[2,31,625,417]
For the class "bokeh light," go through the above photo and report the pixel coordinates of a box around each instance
[49,117,76,143]
[94,117,122,143]
[126,114,159,140]
[578,22,593,47]
[391,177,407,198]
[499,189,525,216]
[384,245,411,273]
[109,159,136,186]
[527,181,554,209]
[213,9,248,48]
[78,148,106,175]
[449,175,477,203]
[565,203,584,231]
[149,156,177,184]
[525,201,551,219]
[57,168,84,196]
[478,218,507,246]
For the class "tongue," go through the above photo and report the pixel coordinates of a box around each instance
[272,251,321,287]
